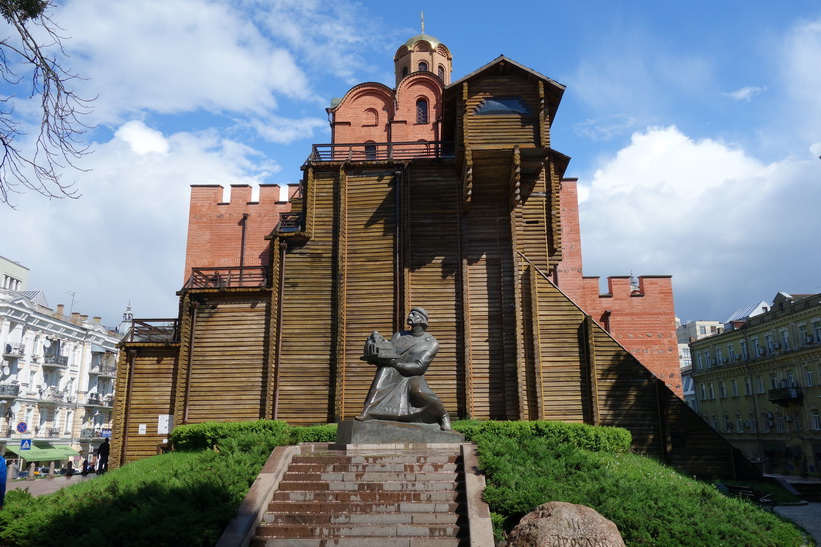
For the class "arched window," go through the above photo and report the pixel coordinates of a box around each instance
[416,98,428,124]
[364,142,377,160]
[437,65,445,81]
[364,108,378,126]
[418,61,428,72]
[402,66,409,77]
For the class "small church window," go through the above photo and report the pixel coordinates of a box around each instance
[418,61,428,72]
[364,108,378,126]
[416,98,428,124]
[402,66,409,77]
[437,65,445,81]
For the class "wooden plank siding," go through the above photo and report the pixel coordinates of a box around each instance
[112,345,179,465]
[464,75,541,149]
[339,168,398,419]
[406,162,464,417]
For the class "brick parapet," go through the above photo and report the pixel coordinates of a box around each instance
[183,184,291,283]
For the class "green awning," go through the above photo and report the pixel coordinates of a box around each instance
[4,444,80,461]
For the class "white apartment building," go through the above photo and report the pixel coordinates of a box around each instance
[0,256,122,470]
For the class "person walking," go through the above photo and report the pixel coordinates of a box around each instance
[97,438,110,474]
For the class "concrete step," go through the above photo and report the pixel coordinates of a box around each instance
[282,471,461,482]
[263,511,464,525]
[271,490,461,504]
[251,537,462,546]
[267,500,461,514]
[276,480,460,492]
[289,455,459,465]
[287,462,460,473]
[254,523,465,539]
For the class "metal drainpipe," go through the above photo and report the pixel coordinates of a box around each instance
[273,240,287,419]
[183,301,199,423]
[240,213,249,283]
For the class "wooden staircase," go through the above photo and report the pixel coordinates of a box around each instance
[233,443,491,546]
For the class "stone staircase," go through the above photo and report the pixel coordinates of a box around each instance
[223,443,491,546]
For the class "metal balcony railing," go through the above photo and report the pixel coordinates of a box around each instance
[0,384,20,396]
[3,343,24,357]
[768,385,803,404]
[90,365,117,376]
[124,318,180,343]
[43,354,68,367]
[184,266,268,290]
[307,141,456,164]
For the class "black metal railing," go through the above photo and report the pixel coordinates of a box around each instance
[0,384,20,396]
[43,354,69,367]
[125,318,180,343]
[3,343,24,356]
[768,385,803,404]
[307,141,456,163]
[184,266,268,290]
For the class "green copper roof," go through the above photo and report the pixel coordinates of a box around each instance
[404,33,441,50]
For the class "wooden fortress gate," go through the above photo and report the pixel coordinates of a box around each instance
[113,56,758,479]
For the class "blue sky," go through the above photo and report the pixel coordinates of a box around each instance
[1,0,820,327]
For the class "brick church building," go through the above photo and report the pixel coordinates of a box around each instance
[113,30,752,479]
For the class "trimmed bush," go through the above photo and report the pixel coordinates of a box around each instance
[170,419,291,451]
[453,419,631,453]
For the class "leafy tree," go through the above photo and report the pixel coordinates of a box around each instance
[0,0,93,206]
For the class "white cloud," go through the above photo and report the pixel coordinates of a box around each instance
[0,121,282,325]
[723,86,767,101]
[579,126,821,322]
[115,121,170,155]
[779,18,821,143]
[54,0,311,122]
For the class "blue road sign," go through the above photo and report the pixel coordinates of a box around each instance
[20,438,31,450]
[16,421,27,434]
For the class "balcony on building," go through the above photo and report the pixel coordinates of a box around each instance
[0,383,20,397]
[79,427,111,440]
[84,392,114,408]
[768,384,803,406]
[42,353,69,368]
[3,343,24,358]
[306,141,456,165]
[183,267,268,291]
[122,318,180,343]
[38,387,67,404]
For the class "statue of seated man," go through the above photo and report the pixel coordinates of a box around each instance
[356,307,451,431]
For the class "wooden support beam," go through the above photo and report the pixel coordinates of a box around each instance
[334,166,349,419]
[584,315,600,426]
[528,264,545,420]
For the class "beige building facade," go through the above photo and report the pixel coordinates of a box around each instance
[691,292,821,475]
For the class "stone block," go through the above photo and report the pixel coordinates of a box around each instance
[335,420,465,445]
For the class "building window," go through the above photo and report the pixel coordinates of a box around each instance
[752,337,762,357]
[700,385,707,401]
[699,326,707,335]
[437,65,445,80]
[769,372,778,390]
[703,350,711,368]
[814,320,821,343]
[744,376,752,395]
[780,329,791,351]
[731,379,739,397]
[402,65,409,78]
[812,409,821,430]
[364,142,377,160]
[765,333,775,354]
[2,274,22,290]
[776,414,785,432]
[363,108,378,126]
[749,415,757,433]
[715,347,723,365]
[718,381,726,398]
[416,98,428,124]
[727,344,735,362]
[757,376,765,394]
[799,324,809,344]
[418,61,428,72]
[740,340,748,360]
[737,416,744,432]
[696,353,703,370]
[708,383,715,399]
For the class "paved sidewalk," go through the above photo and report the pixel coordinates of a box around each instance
[6,474,98,496]
[775,503,821,546]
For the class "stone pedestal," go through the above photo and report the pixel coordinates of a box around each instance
[336,419,464,444]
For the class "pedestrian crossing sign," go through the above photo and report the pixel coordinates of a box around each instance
[20,438,31,450]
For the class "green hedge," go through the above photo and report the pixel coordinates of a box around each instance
[453,419,632,453]
[170,420,337,452]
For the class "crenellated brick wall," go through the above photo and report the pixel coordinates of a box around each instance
[556,179,682,396]
[183,184,294,283]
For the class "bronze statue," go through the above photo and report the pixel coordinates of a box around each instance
[356,307,451,431]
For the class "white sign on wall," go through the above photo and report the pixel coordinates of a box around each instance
[138,424,147,435]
